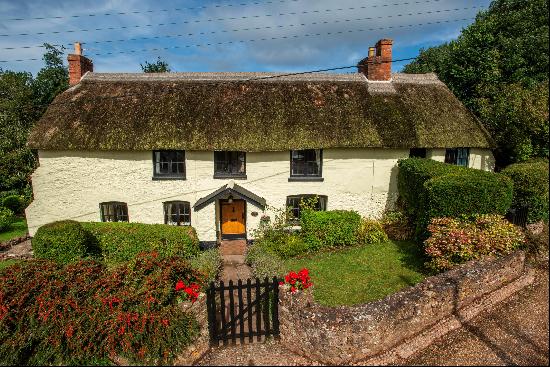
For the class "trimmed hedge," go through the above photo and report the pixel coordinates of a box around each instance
[32,220,100,264]
[501,159,549,223]
[81,222,200,266]
[0,253,202,365]
[0,207,15,233]
[300,210,362,250]
[398,158,513,239]
[1,195,24,215]
[33,221,200,266]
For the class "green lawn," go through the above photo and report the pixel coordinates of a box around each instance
[0,259,23,271]
[0,218,28,242]
[283,240,429,307]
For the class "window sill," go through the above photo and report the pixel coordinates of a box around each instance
[152,176,186,181]
[288,177,324,182]
[213,174,247,180]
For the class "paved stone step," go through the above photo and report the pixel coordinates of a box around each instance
[220,240,247,256]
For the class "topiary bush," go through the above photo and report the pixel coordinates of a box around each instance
[1,195,24,215]
[398,158,513,240]
[424,215,526,272]
[357,218,389,245]
[0,207,15,232]
[501,159,549,223]
[300,210,362,250]
[32,220,99,264]
[80,222,200,266]
[0,253,203,365]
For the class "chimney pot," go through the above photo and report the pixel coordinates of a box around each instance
[357,38,393,81]
[67,42,93,86]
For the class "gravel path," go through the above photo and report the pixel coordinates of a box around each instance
[198,267,549,366]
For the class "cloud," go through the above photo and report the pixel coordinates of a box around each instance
[0,0,492,74]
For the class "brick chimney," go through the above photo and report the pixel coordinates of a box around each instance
[67,42,93,86]
[357,39,393,81]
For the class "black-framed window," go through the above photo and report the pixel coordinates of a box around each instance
[409,148,427,158]
[214,151,246,178]
[290,149,322,177]
[286,194,327,220]
[163,201,191,226]
[153,150,185,179]
[445,148,470,167]
[100,202,129,222]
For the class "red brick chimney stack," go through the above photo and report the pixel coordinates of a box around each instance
[358,39,393,81]
[67,42,93,86]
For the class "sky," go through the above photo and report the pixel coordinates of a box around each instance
[0,0,492,75]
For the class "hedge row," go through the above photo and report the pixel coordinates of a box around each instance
[300,210,362,250]
[0,253,202,365]
[501,159,549,223]
[397,158,513,239]
[32,221,201,265]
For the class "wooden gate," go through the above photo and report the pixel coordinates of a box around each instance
[206,277,280,345]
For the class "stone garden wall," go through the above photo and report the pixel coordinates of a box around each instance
[279,251,533,365]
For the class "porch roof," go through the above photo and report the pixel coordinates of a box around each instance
[193,180,266,211]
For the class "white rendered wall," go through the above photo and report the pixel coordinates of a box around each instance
[25,148,495,240]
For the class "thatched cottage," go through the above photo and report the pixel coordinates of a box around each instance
[25,39,495,245]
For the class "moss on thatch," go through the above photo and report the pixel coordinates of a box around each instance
[28,74,493,151]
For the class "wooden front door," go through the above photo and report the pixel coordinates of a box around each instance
[221,200,246,236]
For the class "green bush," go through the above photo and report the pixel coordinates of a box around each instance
[357,218,389,245]
[32,220,99,264]
[189,249,222,284]
[0,207,15,232]
[254,234,310,259]
[245,243,285,279]
[424,215,526,272]
[300,210,362,250]
[1,195,24,215]
[398,158,513,239]
[0,253,202,365]
[81,222,200,266]
[501,159,549,223]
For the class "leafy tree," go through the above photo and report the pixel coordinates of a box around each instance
[0,44,69,206]
[403,0,549,167]
[140,57,171,73]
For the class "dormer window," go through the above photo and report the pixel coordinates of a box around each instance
[214,151,246,178]
[289,149,323,181]
[153,150,185,179]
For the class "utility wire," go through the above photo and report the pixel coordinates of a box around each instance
[5,0,304,22]
[0,4,477,51]
[0,17,474,63]
[0,0,445,37]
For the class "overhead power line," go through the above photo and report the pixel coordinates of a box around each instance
[5,0,304,22]
[0,0,445,37]
[0,4,479,51]
[0,17,475,63]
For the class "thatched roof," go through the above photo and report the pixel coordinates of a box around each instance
[28,72,493,151]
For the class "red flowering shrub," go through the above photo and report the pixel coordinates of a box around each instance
[0,252,205,365]
[424,215,526,272]
[175,280,201,303]
[280,268,313,293]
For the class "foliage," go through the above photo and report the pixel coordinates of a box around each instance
[189,249,222,285]
[300,210,362,250]
[32,220,99,264]
[280,268,312,293]
[0,253,202,365]
[140,57,171,73]
[501,159,549,223]
[424,215,526,272]
[245,243,285,279]
[380,210,414,240]
[357,218,389,245]
[398,158,513,239]
[1,194,24,215]
[0,218,27,242]
[403,0,549,166]
[283,240,427,306]
[81,222,200,266]
[0,44,68,202]
[0,207,15,233]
